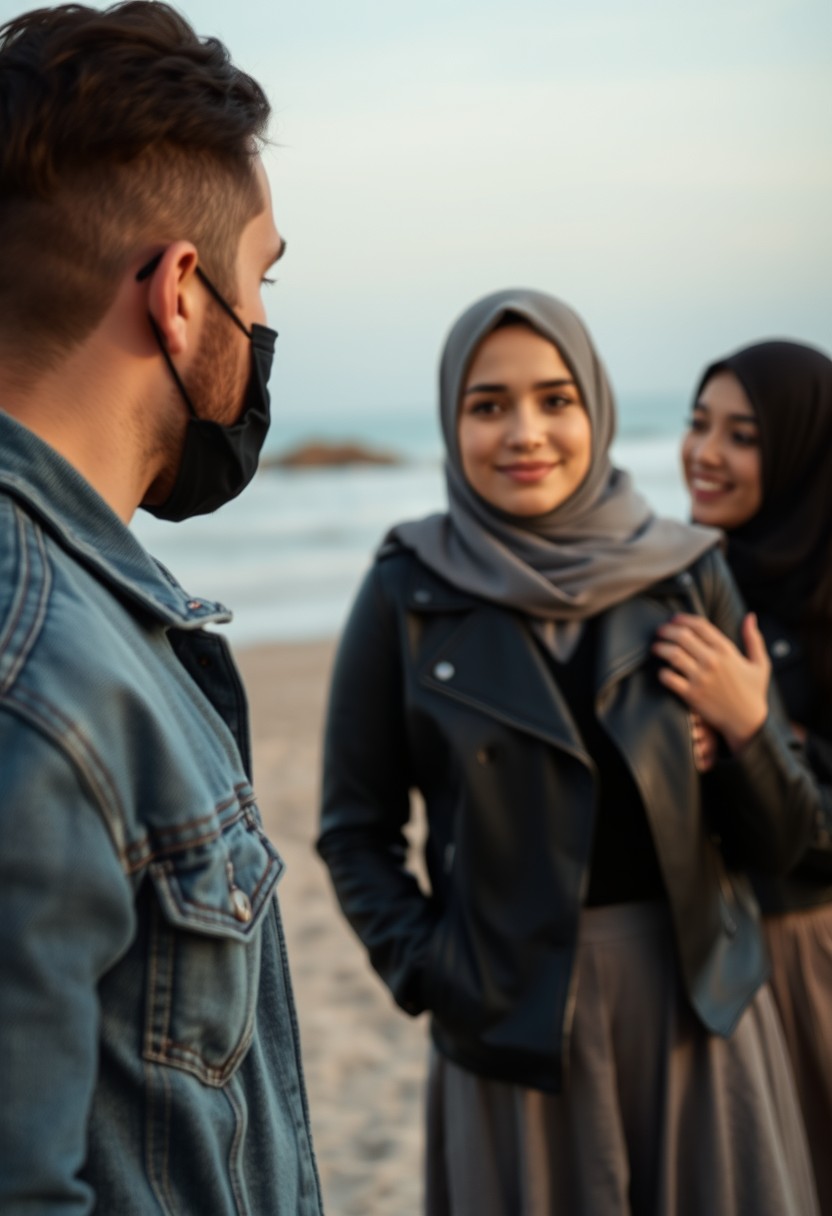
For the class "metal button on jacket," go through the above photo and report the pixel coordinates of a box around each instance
[230,888,253,923]
[771,639,791,659]
[434,661,455,681]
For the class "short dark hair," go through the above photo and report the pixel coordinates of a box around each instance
[0,2,271,376]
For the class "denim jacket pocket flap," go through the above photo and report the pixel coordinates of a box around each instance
[143,811,285,1086]
[149,811,285,942]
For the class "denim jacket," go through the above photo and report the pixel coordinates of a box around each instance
[0,414,323,1215]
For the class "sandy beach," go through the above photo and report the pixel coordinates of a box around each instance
[237,640,430,1216]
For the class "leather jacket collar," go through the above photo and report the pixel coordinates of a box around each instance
[404,557,679,757]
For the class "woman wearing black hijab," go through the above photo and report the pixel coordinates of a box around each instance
[666,339,832,1211]
[319,295,820,1214]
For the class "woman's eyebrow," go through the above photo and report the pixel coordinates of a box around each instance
[694,401,758,424]
[464,377,575,395]
[464,382,507,395]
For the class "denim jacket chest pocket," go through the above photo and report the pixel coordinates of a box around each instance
[142,804,284,1087]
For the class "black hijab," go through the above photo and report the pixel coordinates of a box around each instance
[694,340,832,629]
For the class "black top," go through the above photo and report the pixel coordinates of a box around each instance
[549,620,665,906]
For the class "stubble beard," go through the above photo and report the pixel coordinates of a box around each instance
[142,308,246,506]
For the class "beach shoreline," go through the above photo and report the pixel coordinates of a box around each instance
[237,640,429,1216]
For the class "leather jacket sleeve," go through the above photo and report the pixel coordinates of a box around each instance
[800,730,832,874]
[693,549,819,874]
[317,560,437,1016]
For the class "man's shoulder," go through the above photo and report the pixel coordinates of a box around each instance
[0,490,135,684]
[0,490,254,863]
[0,491,56,681]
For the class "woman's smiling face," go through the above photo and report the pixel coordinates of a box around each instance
[457,324,592,517]
[682,370,763,530]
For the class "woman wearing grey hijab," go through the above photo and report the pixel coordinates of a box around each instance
[318,290,820,1215]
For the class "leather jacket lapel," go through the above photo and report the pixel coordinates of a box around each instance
[593,591,674,706]
[408,562,679,756]
[408,561,588,758]
[413,603,589,760]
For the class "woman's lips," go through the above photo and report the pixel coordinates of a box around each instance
[688,473,733,501]
[497,462,556,484]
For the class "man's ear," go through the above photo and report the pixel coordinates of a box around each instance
[145,242,200,356]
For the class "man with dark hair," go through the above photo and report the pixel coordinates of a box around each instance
[0,4,323,1212]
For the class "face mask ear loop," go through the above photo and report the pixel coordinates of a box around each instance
[146,314,199,418]
[195,266,252,339]
[136,254,199,418]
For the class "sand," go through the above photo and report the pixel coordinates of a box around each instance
[237,640,430,1216]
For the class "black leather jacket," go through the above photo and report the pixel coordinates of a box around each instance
[318,545,818,1092]
[752,613,832,913]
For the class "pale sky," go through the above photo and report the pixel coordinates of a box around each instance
[2,0,830,412]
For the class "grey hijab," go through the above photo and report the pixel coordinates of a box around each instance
[388,288,719,658]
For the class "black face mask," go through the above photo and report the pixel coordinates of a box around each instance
[136,253,278,521]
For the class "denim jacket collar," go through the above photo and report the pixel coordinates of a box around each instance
[0,411,230,630]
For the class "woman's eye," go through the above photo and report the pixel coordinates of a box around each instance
[732,430,759,447]
[686,415,707,434]
[542,394,574,410]
[469,399,502,416]
[261,276,277,287]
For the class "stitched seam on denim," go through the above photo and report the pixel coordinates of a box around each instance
[7,697,255,874]
[144,1059,175,1216]
[129,809,244,870]
[0,508,32,684]
[1,691,127,858]
[123,793,258,873]
[144,906,163,1060]
[142,1060,157,1212]
[143,875,260,1086]
[134,811,250,876]
[161,921,175,1062]
[159,1064,175,1214]
[2,519,52,694]
[139,794,242,842]
[272,897,322,1202]
[223,1077,248,1216]
[147,1010,258,1086]
[153,852,282,924]
[145,922,260,1088]
[6,682,125,830]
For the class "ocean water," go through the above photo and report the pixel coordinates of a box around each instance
[130,394,692,646]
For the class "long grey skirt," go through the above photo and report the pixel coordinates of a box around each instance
[425,902,818,1216]
[764,903,832,1215]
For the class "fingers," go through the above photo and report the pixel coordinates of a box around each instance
[652,639,701,678]
[654,620,713,663]
[741,612,771,672]
[690,712,717,772]
[656,614,733,653]
[656,665,690,698]
[652,615,728,678]
[694,734,717,772]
